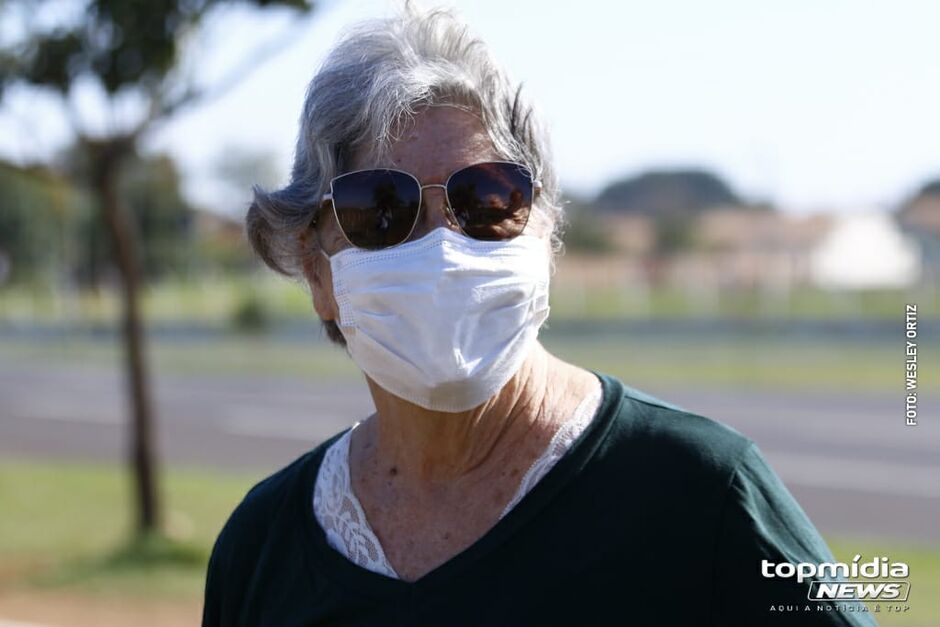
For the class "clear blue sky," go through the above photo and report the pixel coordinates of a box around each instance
[2,0,938,214]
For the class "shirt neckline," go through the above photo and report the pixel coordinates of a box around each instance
[297,372,624,600]
[313,380,603,580]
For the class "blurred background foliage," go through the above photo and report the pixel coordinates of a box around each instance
[3,157,938,325]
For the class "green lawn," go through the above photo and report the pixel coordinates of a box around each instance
[0,460,256,600]
[1,277,936,324]
[0,460,936,625]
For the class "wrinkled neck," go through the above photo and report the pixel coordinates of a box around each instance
[359,342,555,485]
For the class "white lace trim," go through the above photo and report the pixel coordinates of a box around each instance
[312,380,603,579]
[312,425,398,578]
[499,385,602,517]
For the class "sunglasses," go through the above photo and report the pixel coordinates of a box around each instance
[317,161,540,250]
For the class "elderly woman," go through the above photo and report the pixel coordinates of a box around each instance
[203,7,874,627]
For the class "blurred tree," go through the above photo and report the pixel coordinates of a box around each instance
[897,176,940,237]
[0,161,78,284]
[917,179,940,196]
[899,178,940,214]
[55,147,196,285]
[0,0,314,537]
[653,216,694,257]
[125,155,195,279]
[594,169,741,220]
[897,177,940,285]
[561,195,616,255]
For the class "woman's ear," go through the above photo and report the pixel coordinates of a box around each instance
[300,244,321,288]
[299,227,338,322]
[299,228,320,286]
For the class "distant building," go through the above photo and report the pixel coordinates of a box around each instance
[809,213,921,289]
[598,214,656,256]
[556,207,926,294]
[680,208,832,290]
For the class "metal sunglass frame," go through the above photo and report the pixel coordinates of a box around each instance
[317,160,542,250]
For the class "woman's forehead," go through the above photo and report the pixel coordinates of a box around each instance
[348,106,502,175]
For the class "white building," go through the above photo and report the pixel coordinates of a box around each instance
[809,212,921,289]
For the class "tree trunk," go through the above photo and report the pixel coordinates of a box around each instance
[90,139,161,535]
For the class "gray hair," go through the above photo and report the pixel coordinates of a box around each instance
[246,3,564,343]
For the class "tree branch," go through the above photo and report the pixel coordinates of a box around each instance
[144,11,314,135]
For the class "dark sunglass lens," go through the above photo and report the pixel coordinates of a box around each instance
[446,162,533,241]
[331,170,420,249]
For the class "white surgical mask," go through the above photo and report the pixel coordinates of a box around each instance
[326,227,551,412]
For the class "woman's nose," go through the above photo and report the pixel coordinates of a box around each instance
[411,184,460,239]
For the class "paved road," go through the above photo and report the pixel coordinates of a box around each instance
[1,359,937,543]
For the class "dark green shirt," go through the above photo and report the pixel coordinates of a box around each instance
[203,374,876,626]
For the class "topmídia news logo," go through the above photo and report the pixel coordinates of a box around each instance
[762,555,911,602]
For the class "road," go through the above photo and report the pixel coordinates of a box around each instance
[1,359,937,543]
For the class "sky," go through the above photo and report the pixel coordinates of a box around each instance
[2,0,939,215]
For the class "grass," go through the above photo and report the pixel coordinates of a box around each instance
[0,460,937,625]
[1,276,936,325]
[0,275,312,326]
[547,283,940,321]
[0,460,257,600]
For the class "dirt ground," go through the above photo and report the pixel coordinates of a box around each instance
[0,590,200,627]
